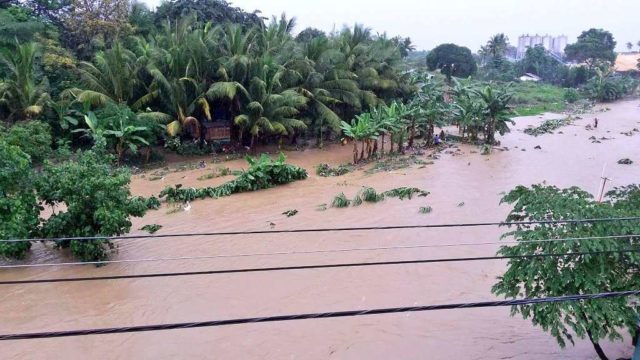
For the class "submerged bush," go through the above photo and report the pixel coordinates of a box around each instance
[160,153,308,202]
[331,193,351,208]
[316,163,354,177]
[524,118,572,136]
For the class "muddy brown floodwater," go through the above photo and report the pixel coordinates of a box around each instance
[2,100,640,359]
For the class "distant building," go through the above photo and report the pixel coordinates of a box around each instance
[517,34,567,60]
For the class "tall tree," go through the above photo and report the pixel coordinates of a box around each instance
[426,43,477,78]
[565,28,617,69]
[494,184,640,360]
[0,41,50,121]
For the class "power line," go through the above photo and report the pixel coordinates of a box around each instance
[3,249,639,285]
[2,217,639,244]
[1,234,637,270]
[1,290,637,340]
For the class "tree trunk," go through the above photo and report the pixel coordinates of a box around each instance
[586,329,609,360]
[381,133,385,156]
[367,139,373,158]
[250,135,256,153]
[352,141,358,164]
[408,120,416,148]
[389,134,394,154]
[116,142,125,165]
[359,141,365,161]
[372,138,378,156]
[486,117,496,145]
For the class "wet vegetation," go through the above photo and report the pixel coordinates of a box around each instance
[159,154,307,202]
[523,118,573,136]
[330,186,428,209]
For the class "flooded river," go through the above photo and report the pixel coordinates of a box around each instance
[2,100,640,359]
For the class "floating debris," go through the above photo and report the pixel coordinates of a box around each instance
[534,146,542,150]
[140,224,162,234]
[419,206,433,214]
[618,158,634,165]
[524,118,572,136]
[282,209,299,217]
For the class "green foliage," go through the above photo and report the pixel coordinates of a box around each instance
[493,184,640,358]
[331,192,350,208]
[330,186,427,209]
[36,148,150,261]
[426,43,477,78]
[0,41,50,121]
[563,88,581,103]
[0,140,40,259]
[516,45,567,85]
[585,69,638,102]
[1,120,52,163]
[524,118,572,136]
[565,28,617,68]
[419,206,432,214]
[140,224,162,234]
[383,187,429,200]
[316,163,353,177]
[159,153,308,202]
[510,82,566,116]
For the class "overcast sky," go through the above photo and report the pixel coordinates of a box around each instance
[143,0,640,52]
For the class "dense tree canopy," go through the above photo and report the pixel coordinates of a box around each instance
[154,0,262,27]
[426,43,477,78]
[565,28,617,68]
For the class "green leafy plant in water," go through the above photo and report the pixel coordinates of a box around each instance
[360,187,385,203]
[140,224,162,234]
[331,193,350,208]
[316,163,354,177]
[351,195,363,206]
[383,187,430,200]
[419,206,433,214]
[282,209,298,217]
[524,118,572,136]
[159,153,308,202]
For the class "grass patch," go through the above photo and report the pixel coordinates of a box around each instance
[511,82,566,116]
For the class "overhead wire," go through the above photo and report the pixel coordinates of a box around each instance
[1,290,638,340]
[0,233,638,270]
[2,248,640,285]
[1,217,639,244]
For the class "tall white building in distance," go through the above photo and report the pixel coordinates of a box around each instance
[517,34,568,59]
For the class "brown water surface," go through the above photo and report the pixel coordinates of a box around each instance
[2,100,640,359]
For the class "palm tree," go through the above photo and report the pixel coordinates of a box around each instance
[0,41,49,121]
[76,41,143,106]
[485,34,509,59]
[626,42,633,51]
[473,84,514,145]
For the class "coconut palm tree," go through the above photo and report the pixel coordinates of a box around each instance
[76,41,143,106]
[0,41,49,121]
[485,33,509,59]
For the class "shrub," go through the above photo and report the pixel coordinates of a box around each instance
[316,163,353,177]
[1,121,52,164]
[331,193,350,208]
[0,141,40,259]
[36,148,150,261]
[563,88,580,103]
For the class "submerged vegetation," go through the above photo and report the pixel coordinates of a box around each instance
[330,186,428,209]
[159,153,307,202]
[523,118,573,136]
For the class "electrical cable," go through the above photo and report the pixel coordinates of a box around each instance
[2,248,639,285]
[1,233,637,270]
[2,217,638,244]
[1,290,637,340]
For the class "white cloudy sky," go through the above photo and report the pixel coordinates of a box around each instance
[142,0,640,51]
